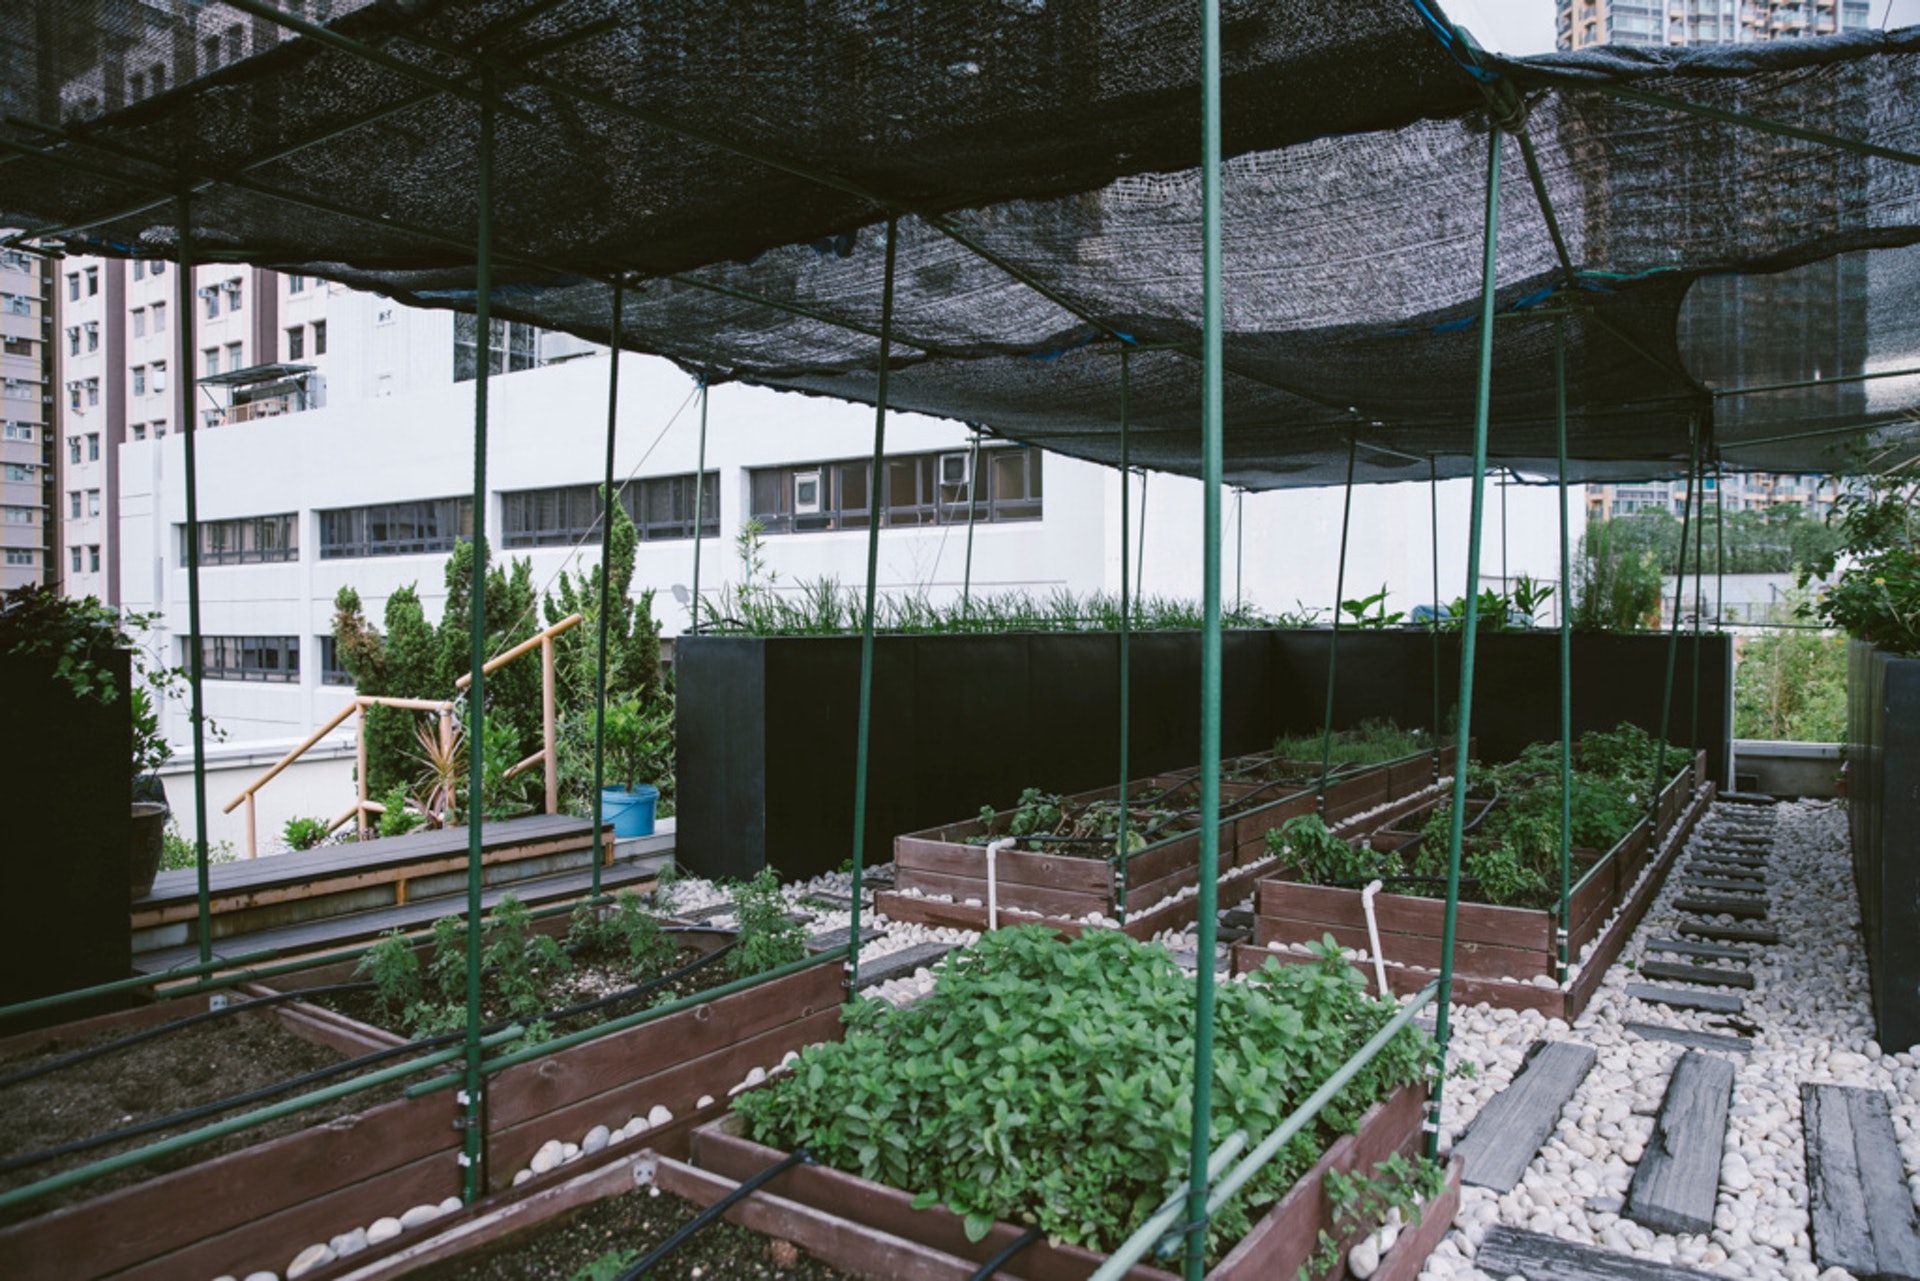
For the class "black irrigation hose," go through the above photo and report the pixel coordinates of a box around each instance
[621,1149,814,1279]
[966,1225,1043,1280]
[0,981,376,1091]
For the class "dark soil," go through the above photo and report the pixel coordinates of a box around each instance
[436,1183,856,1281]
[309,945,739,1041]
[0,1007,411,1220]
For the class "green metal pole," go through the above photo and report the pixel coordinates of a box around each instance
[590,283,622,901]
[1653,424,1700,812]
[1690,441,1707,752]
[1234,488,1244,614]
[1716,458,1726,625]
[1554,319,1573,984]
[1317,438,1358,810]
[1116,350,1133,924]
[1185,0,1225,1271]
[689,380,708,631]
[176,194,212,967]
[1429,121,1503,1163]
[460,80,495,1202]
[846,217,898,993]
[1430,457,1442,776]
[1136,470,1148,601]
[961,427,981,619]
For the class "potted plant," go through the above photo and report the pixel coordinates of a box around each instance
[600,698,671,838]
[128,682,172,896]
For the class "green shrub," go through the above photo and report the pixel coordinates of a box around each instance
[727,868,806,978]
[282,815,330,851]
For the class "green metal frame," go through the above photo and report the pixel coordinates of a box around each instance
[1554,318,1574,983]
[1116,349,1135,923]
[176,194,213,968]
[1316,438,1359,809]
[1652,422,1701,811]
[589,282,623,902]
[689,380,709,631]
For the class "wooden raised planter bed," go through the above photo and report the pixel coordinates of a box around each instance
[1236,750,1713,1021]
[657,1082,1460,1281]
[879,748,1460,941]
[0,941,847,1280]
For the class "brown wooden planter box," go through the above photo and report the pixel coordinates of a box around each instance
[0,948,847,1280]
[1238,754,1714,1021]
[880,750,1458,940]
[675,1082,1459,1280]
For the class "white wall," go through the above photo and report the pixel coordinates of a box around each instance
[158,741,357,854]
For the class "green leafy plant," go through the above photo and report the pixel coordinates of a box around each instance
[1340,586,1405,630]
[737,928,1433,1259]
[971,787,1175,857]
[1269,814,1389,886]
[1573,519,1665,632]
[484,892,571,1021]
[1734,593,1847,742]
[727,867,806,978]
[357,928,423,1018]
[1270,719,1426,767]
[569,888,677,980]
[569,1250,639,1281]
[376,784,428,837]
[1800,457,1920,656]
[158,821,238,871]
[601,698,674,792]
[281,815,331,851]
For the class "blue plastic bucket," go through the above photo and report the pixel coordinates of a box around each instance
[600,785,659,838]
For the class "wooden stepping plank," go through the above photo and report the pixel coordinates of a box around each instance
[1677,919,1779,945]
[1639,959,1755,989]
[1626,1051,1735,1236]
[804,925,885,953]
[1454,1040,1599,1192]
[1624,1021,1752,1055]
[1646,937,1754,963]
[1690,856,1768,872]
[1718,790,1780,806]
[1672,895,1768,921]
[1627,983,1745,1015]
[855,941,955,989]
[1804,1084,1920,1280]
[1477,1224,1727,1280]
[1680,877,1768,895]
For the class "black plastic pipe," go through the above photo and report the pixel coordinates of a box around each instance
[967,1225,1043,1280]
[621,1149,813,1278]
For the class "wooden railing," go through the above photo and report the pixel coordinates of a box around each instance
[223,613,584,858]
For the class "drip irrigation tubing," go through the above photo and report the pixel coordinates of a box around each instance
[967,1226,1044,1279]
[620,1149,813,1278]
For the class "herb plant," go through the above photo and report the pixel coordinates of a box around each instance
[736,927,1433,1260]
[727,867,806,978]
[569,888,678,980]
[282,815,330,851]
[1269,719,1425,767]
[970,787,1177,858]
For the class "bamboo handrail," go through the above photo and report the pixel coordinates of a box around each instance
[454,613,583,689]
[223,694,454,815]
[501,749,546,782]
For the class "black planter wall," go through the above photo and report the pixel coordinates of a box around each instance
[1847,641,1920,1052]
[0,650,132,1030]
[678,628,1733,880]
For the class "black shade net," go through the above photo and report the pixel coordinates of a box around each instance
[1,1,1917,486]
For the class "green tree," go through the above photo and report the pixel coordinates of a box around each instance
[1799,460,1920,657]
[1734,603,1848,742]
[434,538,541,758]
[332,584,441,797]
[1573,518,1664,632]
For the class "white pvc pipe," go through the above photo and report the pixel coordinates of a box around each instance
[985,838,1014,931]
[1360,879,1390,997]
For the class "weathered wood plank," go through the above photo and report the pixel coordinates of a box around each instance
[856,942,955,989]
[1623,1021,1751,1055]
[1638,960,1755,990]
[1645,938,1754,963]
[1804,1084,1920,1280]
[1671,896,1768,921]
[1476,1224,1726,1280]
[1626,1051,1734,1236]
[1627,984,1745,1015]
[804,925,884,954]
[1678,877,1768,896]
[1454,1041,1597,1192]
[1674,919,1778,945]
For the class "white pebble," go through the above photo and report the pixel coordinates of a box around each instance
[1348,1236,1381,1278]
[398,1203,442,1229]
[531,1139,564,1173]
[696,1094,715,1108]
[512,1169,533,1186]
[583,1124,611,1154]
[330,1227,369,1258]
[366,1218,402,1244]
[438,1195,461,1214]
[286,1244,334,1279]
[648,1104,673,1127]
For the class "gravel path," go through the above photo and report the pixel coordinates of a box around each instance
[1420,799,1920,1281]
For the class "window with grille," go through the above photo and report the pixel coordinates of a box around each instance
[319,498,472,559]
[748,446,1042,534]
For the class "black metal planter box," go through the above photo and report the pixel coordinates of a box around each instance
[676,629,1733,881]
[0,649,132,1030]
[1848,641,1920,1051]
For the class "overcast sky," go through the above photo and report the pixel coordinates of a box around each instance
[1443,0,1920,55]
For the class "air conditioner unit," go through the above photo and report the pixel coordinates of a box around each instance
[938,451,971,487]
[793,469,823,515]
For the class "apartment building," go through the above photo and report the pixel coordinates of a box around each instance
[1585,471,1844,520]
[1,248,55,591]
[1557,0,1872,49]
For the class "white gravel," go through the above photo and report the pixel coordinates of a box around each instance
[1419,799,1920,1281]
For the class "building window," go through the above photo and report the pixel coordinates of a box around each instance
[748,446,1043,534]
[286,326,304,360]
[189,635,300,683]
[67,436,81,464]
[204,347,220,377]
[67,383,81,411]
[226,341,243,371]
[66,273,79,302]
[152,360,166,392]
[501,473,721,549]
[288,274,305,294]
[132,307,146,337]
[318,635,352,686]
[202,34,220,73]
[2,463,34,482]
[202,285,220,319]
[2,294,30,316]
[224,281,243,314]
[69,546,81,573]
[132,365,146,396]
[66,327,79,356]
[152,260,165,278]
[311,320,327,355]
[86,434,99,461]
[85,267,97,297]
[1,422,32,442]
[131,424,146,442]
[68,491,81,519]
[4,548,33,567]
[3,505,35,524]
[133,260,145,281]
[453,315,543,382]
[86,378,99,407]
[318,497,472,559]
[2,337,30,358]
[88,545,100,573]
[180,513,298,565]
[86,489,100,516]
[1,379,32,402]
[84,321,98,352]
[152,301,165,330]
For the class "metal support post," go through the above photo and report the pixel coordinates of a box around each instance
[1116,350,1134,922]
[1318,438,1358,808]
[1554,319,1573,984]
[1429,122,1504,1162]
[847,218,899,995]
[962,427,981,617]
[176,195,213,963]
[689,379,708,632]
[1653,424,1700,807]
[1430,458,1442,773]
[590,283,622,895]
